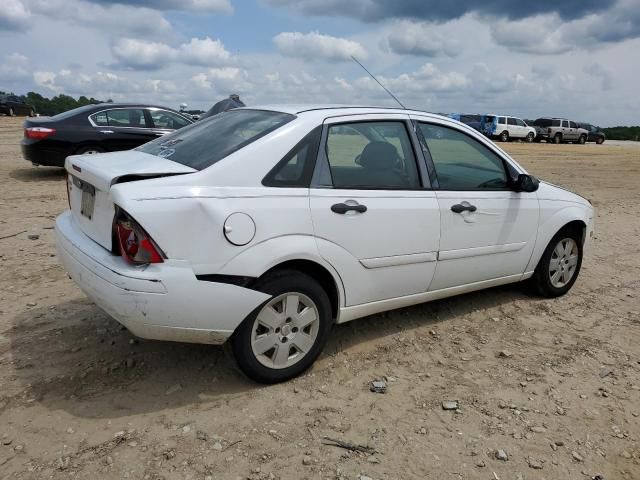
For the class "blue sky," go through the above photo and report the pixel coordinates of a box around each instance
[1,0,639,126]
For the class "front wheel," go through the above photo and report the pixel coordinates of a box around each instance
[8,107,15,117]
[530,228,583,298]
[525,132,535,143]
[578,135,586,145]
[554,133,562,144]
[596,137,604,145]
[500,131,509,142]
[231,270,332,383]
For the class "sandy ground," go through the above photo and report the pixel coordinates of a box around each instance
[1,115,639,480]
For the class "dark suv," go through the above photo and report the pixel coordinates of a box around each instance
[0,94,35,117]
[578,123,606,144]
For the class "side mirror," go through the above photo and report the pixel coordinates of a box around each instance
[514,173,539,193]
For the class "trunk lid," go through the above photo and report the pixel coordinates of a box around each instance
[66,150,195,250]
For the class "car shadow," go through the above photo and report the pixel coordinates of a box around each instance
[7,283,535,420]
[9,165,65,183]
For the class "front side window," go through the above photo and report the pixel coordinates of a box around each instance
[149,110,191,130]
[562,120,569,128]
[516,118,526,126]
[419,123,508,190]
[321,121,420,190]
[137,109,295,170]
[570,121,578,128]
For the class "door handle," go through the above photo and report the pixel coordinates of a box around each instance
[99,130,114,134]
[331,202,367,214]
[451,203,477,213]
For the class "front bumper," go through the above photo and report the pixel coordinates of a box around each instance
[55,211,269,344]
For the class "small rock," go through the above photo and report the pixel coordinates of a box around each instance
[165,383,182,395]
[182,425,191,433]
[13,444,24,452]
[370,380,387,393]
[28,234,39,240]
[498,350,513,358]
[358,476,373,480]
[196,430,209,441]
[621,450,632,459]
[572,451,584,462]
[528,458,543,469]
[26,302,37,307]
[302,455,313,465]
[495,449,508,461]
[530,426,547,433]
[212,441,223,451]
[579,394,587,399]
[105,456,113,465]
[419,428,427,435]
[2,438,12,446]
[367,455,380,464]
[442,400,459,411]
[476,460,486,468]
[555,440,565,446]
[599,368,613,378]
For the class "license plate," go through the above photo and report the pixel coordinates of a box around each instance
[72,177,96,220]
[81,189,95,219]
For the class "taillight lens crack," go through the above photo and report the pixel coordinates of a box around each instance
[115,210,164,265]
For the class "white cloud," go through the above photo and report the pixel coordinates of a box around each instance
[112,38,176,70]
[0,53,31,82]
[0,0,31,31]
[384,21,460,57]
[180,37,232,66]
[273,31,368,62]
[111,37,232,70]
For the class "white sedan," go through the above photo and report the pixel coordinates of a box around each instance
[55,106,594,383]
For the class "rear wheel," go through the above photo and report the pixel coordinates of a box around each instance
[76,145,104,155]
[554,133,562,144]
[530,227,583,298]
[500,131,509,142]
[596,136,604,145]
[231,270,332,383]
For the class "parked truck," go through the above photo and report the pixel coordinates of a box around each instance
[531,118,589,144]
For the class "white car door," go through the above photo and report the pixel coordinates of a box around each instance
[309,115,440,306]
[412,118,540,290]
[507,117,523,138]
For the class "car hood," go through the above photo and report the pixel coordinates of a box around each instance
[538,181,591,207]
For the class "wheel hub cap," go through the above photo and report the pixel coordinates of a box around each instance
[251,292,320,369]
[549,237,579,288]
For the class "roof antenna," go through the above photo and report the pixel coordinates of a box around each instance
[351,55,406,109]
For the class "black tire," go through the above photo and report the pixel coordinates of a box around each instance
[29,109,35,117]
[525,132,534,143]
[231,270,332,384]
[500,131,509,142]
[530,226,583,298]
[76,145,105,155]
[8,107,15,117]
[554,133,562,144]
[596,137,604,145]
[578,135,586,145]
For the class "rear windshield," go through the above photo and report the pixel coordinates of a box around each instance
[533,118,552,127]
[137,109,295,170]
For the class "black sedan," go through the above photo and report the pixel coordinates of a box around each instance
[577,123,606,144]
[1,94,35,117]
[21,103,193,167]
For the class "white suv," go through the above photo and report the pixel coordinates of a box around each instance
[494,115,537,142]
[56,106,594,383]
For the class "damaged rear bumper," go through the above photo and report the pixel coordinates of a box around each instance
[55,211,269,344]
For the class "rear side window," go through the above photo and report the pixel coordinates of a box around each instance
[149,109,191,129]
[320,121,420,190]
[499,117,506,124]
[419,123,508,190]
[551,119,561,127]
[90,109,148,128]
[263,127,321,187]
[534,118,551,127]
[137,109,295,171]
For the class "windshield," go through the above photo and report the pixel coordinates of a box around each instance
[137,109,295,170]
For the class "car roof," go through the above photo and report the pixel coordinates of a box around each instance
[239,104,449,120]
[89,103,182,111]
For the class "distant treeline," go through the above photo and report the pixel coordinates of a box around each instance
[1,90,108,116]
[602,126,640,141]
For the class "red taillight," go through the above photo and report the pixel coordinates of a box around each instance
[115,211,164,264]
[25,126,56,140]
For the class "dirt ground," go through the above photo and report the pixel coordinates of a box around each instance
[1,115,639,480]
